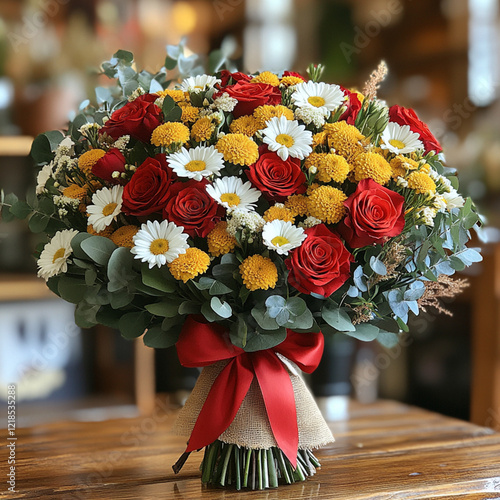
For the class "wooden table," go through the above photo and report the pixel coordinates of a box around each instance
[2,400,500,499]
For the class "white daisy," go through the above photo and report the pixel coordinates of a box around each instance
[36,163,53,194]
[206,176,261,212]
[380,122,424,154]
[180,75,220,93]
[261,116,313,161]
[442,188,465,209]
[37,229,79,281]
[131,220,189,269]
[262,220,306,255]
[87,185,123,233]
[167,146,224,181]
[291,81,345,117]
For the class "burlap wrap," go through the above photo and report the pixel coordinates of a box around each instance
[172,360,334,450]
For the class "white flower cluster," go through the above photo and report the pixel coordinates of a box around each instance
[417,207,437,227]
[429,168,465,211]
[294,107,325,128]
[212,92,237,113]
[79,123,101,138]
[299,216,322,228]
[128,86,146,102]
[226,209,265,240]
[54,195,80,210]
[112,135,130,150]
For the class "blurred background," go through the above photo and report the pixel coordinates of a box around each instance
[0,0,499,429]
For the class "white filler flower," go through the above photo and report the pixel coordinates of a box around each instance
[206,176,261,211]
[167,145,224,181]
[261,116,312,161]
[131,220,189,268]
[381,122,424,155]
[291,81,345,117]
[37,229,79,280]
[262,220,307,255]
[87,185,123,232]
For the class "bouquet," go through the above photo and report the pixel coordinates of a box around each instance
[0,43,482,490]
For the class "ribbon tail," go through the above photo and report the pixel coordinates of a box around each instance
[185,356,254,453]
[253,351,298,469]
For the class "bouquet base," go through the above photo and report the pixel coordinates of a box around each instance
[199,440,321,490]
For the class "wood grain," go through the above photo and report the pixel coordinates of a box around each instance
[2,400,500,499]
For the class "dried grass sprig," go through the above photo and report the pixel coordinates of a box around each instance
[418,275,469,316]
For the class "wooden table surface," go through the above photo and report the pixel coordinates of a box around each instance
[2,399,500,499]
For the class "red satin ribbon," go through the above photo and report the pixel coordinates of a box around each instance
[176,316,324,468]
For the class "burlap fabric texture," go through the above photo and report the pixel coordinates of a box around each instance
[172,359,334,450]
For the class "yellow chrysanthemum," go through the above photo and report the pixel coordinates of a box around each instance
[87,223,114,238]
[151,122,190,148]
[207,221,237,257]
[317,154,350,183]
[312,131,328,149]
[407,171,436,194]
[251,71,280,86]
[239,255,278,291]
[216,133,259,166]
[156,89,186,102]
[323,122,365,162]
[419,163,431,174]
[253,105,295,129]
[390,155,420,179]
[353,152,392,185]
[78,149,106,176]
[110,225,139,248]
[179,102,200,123]
[263,205,295,223]
[168,247,211,283]
[280,76,305,87]
[304,152,327,171]
[191,117,216,142]
[229,115,260,137]
[63,184,87,201]
[285,195,309,217]
[307,186,347,224]
[307,183,321,195]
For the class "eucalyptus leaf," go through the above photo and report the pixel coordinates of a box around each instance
[119,311,150,340]
[141,264,176,293]
[58,276,88,304]
[81,236,117,266]
[345,323,379,342]
[74,301,99,329]
[210,296,232,319]
[143,325,179,348]
[322,304,355,332]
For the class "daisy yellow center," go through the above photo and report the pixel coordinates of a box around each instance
[271,236,289,247]
[308,96,325,107]
[150,238,169,255]
[220,193,241,207]
[52,248,66,263]
[389,139,406,149]
[276,134,295,148]
[102,202,118,217]
[185,160,206,172]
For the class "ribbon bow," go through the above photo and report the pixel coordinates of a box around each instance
[176,316,324,468]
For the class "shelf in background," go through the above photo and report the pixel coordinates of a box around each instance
[0,274,54,301]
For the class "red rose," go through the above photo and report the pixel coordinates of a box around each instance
[220,81,282,118]
[285,224,353,297]
[388,105,442,154]
[122,155,175,217]
[246,146,306,202]
[337,179,405,248]
[100,94,162,143]
[92,148,126,183]
[282,71,307,81]
[219,70,251,87]
[164,180,222,237]
[340,87,362,125]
